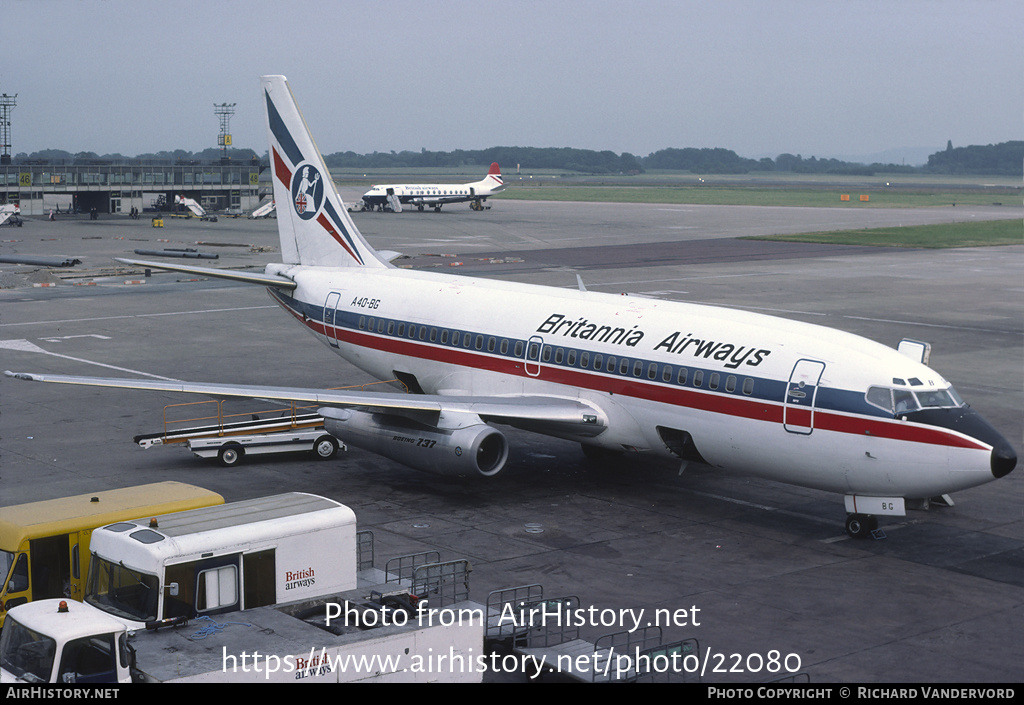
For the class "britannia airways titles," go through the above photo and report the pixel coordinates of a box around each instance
[536,313,772,369]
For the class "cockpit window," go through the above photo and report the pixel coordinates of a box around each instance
[916,389,960,409]
[947,386,965,407]
[893,390,918,414]
[866,386,893,413]
[866,385,964,415]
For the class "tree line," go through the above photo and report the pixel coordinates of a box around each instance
[10,141,1022,176]
[926,141,1023,175]
[320,142,1022,176]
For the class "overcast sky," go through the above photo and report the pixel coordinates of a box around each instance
[3,0,1020,164]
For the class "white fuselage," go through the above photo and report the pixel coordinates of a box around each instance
[264,263,1004,501]
[362,173,505,209]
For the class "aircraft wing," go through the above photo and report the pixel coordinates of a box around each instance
[114,257,297,289]
[3,371,606,435]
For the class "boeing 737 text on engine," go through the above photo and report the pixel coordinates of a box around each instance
[6,75,1016,540]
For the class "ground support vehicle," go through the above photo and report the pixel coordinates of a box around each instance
[134,400,350,466]
[0,483,223,626]
[184,427,344,466]
[1,546,482,683]
[82,493,359,626]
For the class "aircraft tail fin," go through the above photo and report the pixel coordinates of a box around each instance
[483,162,505,192]
[261,75,389,268]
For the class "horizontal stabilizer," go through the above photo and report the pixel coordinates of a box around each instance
[114,257,297,289]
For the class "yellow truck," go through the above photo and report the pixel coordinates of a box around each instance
[0,482,223,627]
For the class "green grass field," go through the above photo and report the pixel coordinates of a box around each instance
[330,169,1021,247]
[495,184,1018,209]
[745,219,1022,248]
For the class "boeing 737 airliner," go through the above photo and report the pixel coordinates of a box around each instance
[361,163,505,212]
[7,75,1016,539]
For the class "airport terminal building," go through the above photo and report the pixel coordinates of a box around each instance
[0,159,265,216]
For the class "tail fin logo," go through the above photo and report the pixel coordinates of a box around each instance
[291,164,324,220]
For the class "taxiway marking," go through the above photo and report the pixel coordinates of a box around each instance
[0,339,179,380]
[0,306,277,328]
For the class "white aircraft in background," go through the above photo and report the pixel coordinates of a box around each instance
[361,162,505,212]
[0,203,20,226]
[249,199,276,218]
[174,195,206,217]
[6,75,1016,539]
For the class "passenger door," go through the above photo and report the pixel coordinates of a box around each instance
[324,292,341,348]
[524,336,543,377]
[784,359,826,435]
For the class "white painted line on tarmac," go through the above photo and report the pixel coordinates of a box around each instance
[842,315,1024,335]
[0,305,277,328]
[0,339,179,380]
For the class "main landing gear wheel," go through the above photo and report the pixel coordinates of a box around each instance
[218,444,244,467]
[313,435,339,460]
[845,513,878,539]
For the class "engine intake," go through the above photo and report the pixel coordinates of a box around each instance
[319,408,508,477]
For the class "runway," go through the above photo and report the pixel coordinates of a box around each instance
[1,198,1021,683]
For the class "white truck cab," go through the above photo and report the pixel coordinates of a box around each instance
[0,599,132,684]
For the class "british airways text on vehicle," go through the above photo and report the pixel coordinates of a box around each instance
[6,75,1016,539]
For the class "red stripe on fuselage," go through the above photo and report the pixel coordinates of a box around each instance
[270,294,989,453]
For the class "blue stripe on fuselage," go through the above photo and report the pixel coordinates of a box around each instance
[268,290,892,422]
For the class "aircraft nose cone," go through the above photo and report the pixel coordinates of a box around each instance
[909,407,1017,481]
[991,443,1017,479]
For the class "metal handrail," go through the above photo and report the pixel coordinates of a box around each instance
[159,379,400,441]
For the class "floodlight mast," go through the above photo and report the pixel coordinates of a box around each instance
[0,92,16,165]
[214,102,236,161]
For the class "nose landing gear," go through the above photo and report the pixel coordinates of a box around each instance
[845,513,880,539]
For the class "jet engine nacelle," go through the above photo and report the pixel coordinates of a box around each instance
[319,408,508,477]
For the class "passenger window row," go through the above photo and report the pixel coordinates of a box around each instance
[356,315,756,397]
